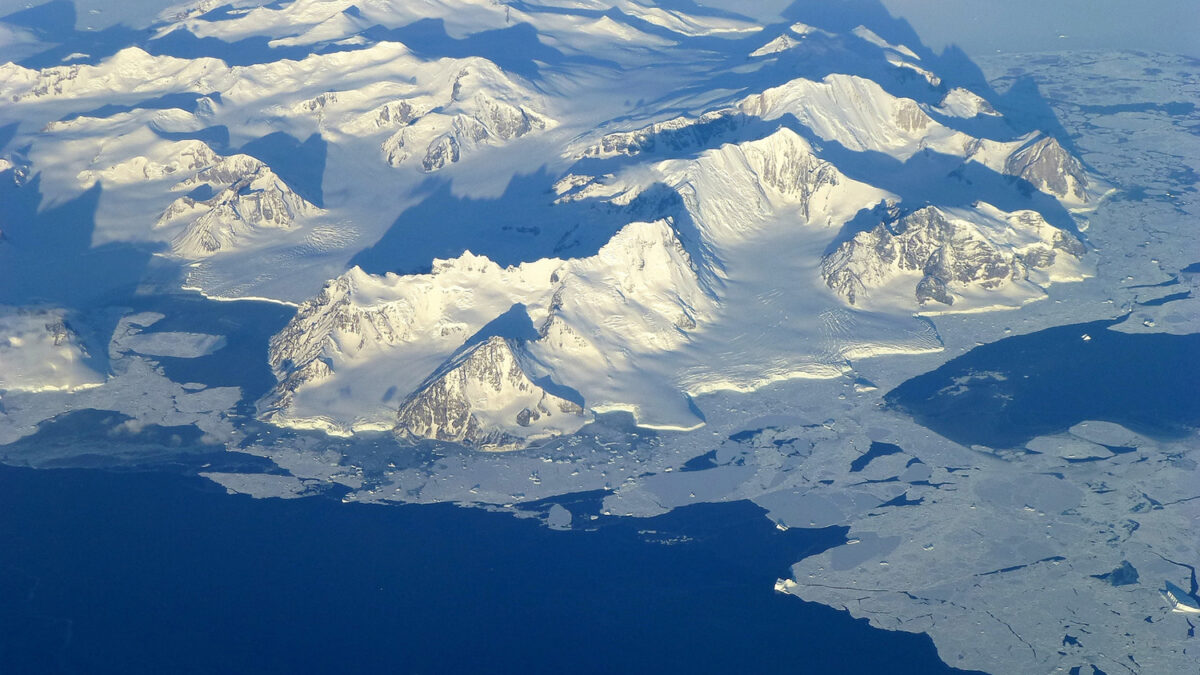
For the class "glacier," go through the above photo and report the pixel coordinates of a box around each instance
[0,1,1197,673]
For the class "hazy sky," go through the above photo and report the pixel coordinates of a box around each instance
[7,0,1200,59]
[698,0,1200,58]
[880,0,1200,58]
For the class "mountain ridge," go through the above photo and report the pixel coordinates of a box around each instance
[0,0,1106,447]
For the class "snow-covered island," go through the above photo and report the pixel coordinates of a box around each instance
[1,1,1197,673]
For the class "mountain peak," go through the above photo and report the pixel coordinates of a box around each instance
[395,336,587,450]
[821,203,1089,310]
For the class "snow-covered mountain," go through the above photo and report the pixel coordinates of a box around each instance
[395,336,588,451]
[580,71,1097,207]
[283,56,554,171]
[0,41,554,295]
[158,153,322,257]
[820,203,1089,310]
[6,7,1197,674]
[0,0,1106,447]
[261,219,710,437]
[260,254,565,435]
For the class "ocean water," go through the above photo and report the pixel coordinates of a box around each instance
[0,463,983,674]
[885,319,1200,449]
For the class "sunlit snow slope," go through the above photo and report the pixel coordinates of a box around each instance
[0,0,1105,446]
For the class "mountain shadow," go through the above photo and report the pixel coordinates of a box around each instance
[3,0,142,69]
[886,318,1200,448]
[0,175,157,308]
[348,167,636,275]
[238,132,327,207]
[364,19,581,79]
[0,171,158,375]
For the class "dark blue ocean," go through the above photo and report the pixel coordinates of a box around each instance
[0,463,981,675]
[886,318,1200,449]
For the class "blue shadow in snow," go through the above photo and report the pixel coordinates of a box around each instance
[0,171,159,376]
[151,124,231,150]
[406,302,586,408]
[568,0,1078,162]
[237,132,327,207]
[925,45,1081,156]
[0,163,295,405]
[3,0,142,69]
[349,168,636,275]
[461,303,542,348]
[59,92,223,123]
[364,19,576,80]
[127,293,297,413]
[0,176,157,308]
[0,123,19,152]
[141,6,606,76]
[460,303,587,408]
[565,110,1082,251]
[142,126,325,206]
[143,27,363,67]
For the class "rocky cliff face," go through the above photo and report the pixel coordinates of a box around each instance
[365,64,551,171]
[581,109,742,159]
[1005,136,1092,205]
[821,204,1086,308]
[395,336,587,450]
[381,93,549,171]
[157,156,321,258]
[257,219,711,440]
[0,0,1110,450]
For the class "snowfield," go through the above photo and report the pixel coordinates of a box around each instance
[1,1,1197,673]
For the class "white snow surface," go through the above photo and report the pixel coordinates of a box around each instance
[0,308,103,392]
[263,125,955,436]
[4,3,1195,672]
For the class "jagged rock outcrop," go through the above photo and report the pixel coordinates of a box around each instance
[395,336,587,450]
[0,0,1109,452]
[261,265,428,417]
[740,129,846,214]
[566,127,890,254]
[258,219,710,441]
[383,91,549,171]
[821,204,1086,308]
[156,155,320,258]
[1005,136,1091,205]
[261,254,563,422]
[581,109,741,159]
